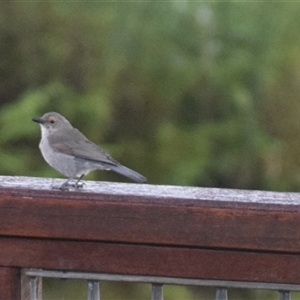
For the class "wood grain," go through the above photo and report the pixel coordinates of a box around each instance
[0,267,20,300]
[0,176,299,285]
[0,176,299,252]
[1,237,300,284]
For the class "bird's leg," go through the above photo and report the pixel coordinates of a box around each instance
[59,178,72,190]
[57,176,84,190]
[74,174,84,189]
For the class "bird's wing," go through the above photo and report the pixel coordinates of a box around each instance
[48,128,119,167]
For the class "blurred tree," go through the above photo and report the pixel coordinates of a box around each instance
[0,1,300,189]
[2,1,300,299]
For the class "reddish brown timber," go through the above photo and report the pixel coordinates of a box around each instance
[0,237,300,285]
[0,176,300,253]
[0,267,20,300]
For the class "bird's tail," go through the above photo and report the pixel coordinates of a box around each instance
[110,164,147,183]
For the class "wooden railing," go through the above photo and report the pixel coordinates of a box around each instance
[0,176,300,299]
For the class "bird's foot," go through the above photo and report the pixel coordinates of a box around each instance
[51,180,84,190]
[60,180,84,190]
[74,181,84,189]
[51,182,70,190]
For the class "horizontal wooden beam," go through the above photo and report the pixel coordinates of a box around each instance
[1,237,300,284]
[0,176,299,253]
[0,176,300,285]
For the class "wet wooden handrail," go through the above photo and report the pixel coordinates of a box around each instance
[0,176,300,299]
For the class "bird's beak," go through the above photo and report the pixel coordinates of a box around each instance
[32,117,44,124]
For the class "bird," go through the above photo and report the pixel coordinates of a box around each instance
[32,112,146,189]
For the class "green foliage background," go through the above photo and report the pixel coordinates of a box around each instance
[1,1,300,299]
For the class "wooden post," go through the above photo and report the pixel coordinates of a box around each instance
[0,267,20,300]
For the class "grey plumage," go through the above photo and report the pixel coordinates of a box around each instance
[33,112,146,189]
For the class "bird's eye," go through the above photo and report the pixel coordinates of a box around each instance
[50,120,55,124]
